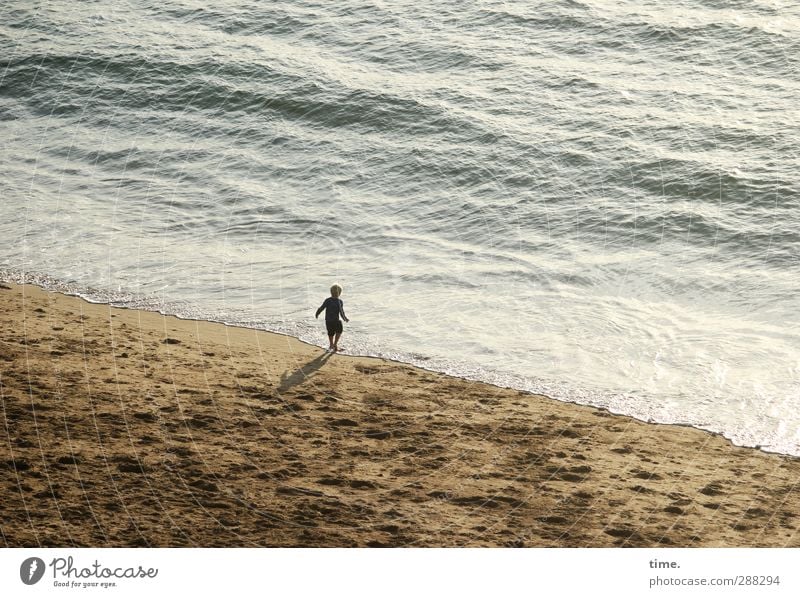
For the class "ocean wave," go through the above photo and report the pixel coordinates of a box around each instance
[2,49,499,144]
[623,158,795,207]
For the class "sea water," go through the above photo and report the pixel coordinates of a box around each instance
[1,0,798,454]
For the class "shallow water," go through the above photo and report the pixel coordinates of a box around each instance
[1,0,799,454]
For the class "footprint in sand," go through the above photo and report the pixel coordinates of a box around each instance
[699,482,726,496]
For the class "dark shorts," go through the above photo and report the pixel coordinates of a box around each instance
[326,319,343,336]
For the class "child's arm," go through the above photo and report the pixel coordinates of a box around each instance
[340,300,349,323]
[315,298,327,319]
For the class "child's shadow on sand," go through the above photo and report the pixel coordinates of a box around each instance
[277,351,332,395]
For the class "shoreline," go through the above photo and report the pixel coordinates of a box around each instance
[3,270,791,461]
[1,282,799,547]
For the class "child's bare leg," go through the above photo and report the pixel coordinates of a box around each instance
[333,332,342,351]
[328,335,335,350]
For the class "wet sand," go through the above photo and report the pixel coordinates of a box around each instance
[1,282,799,547]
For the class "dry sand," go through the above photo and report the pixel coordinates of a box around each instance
[1,282,799,547]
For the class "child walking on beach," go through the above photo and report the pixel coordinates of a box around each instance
[315,284,349,352]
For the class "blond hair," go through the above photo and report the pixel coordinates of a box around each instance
[330,284,342,298]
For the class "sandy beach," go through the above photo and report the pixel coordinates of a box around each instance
[1,281,799,547]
